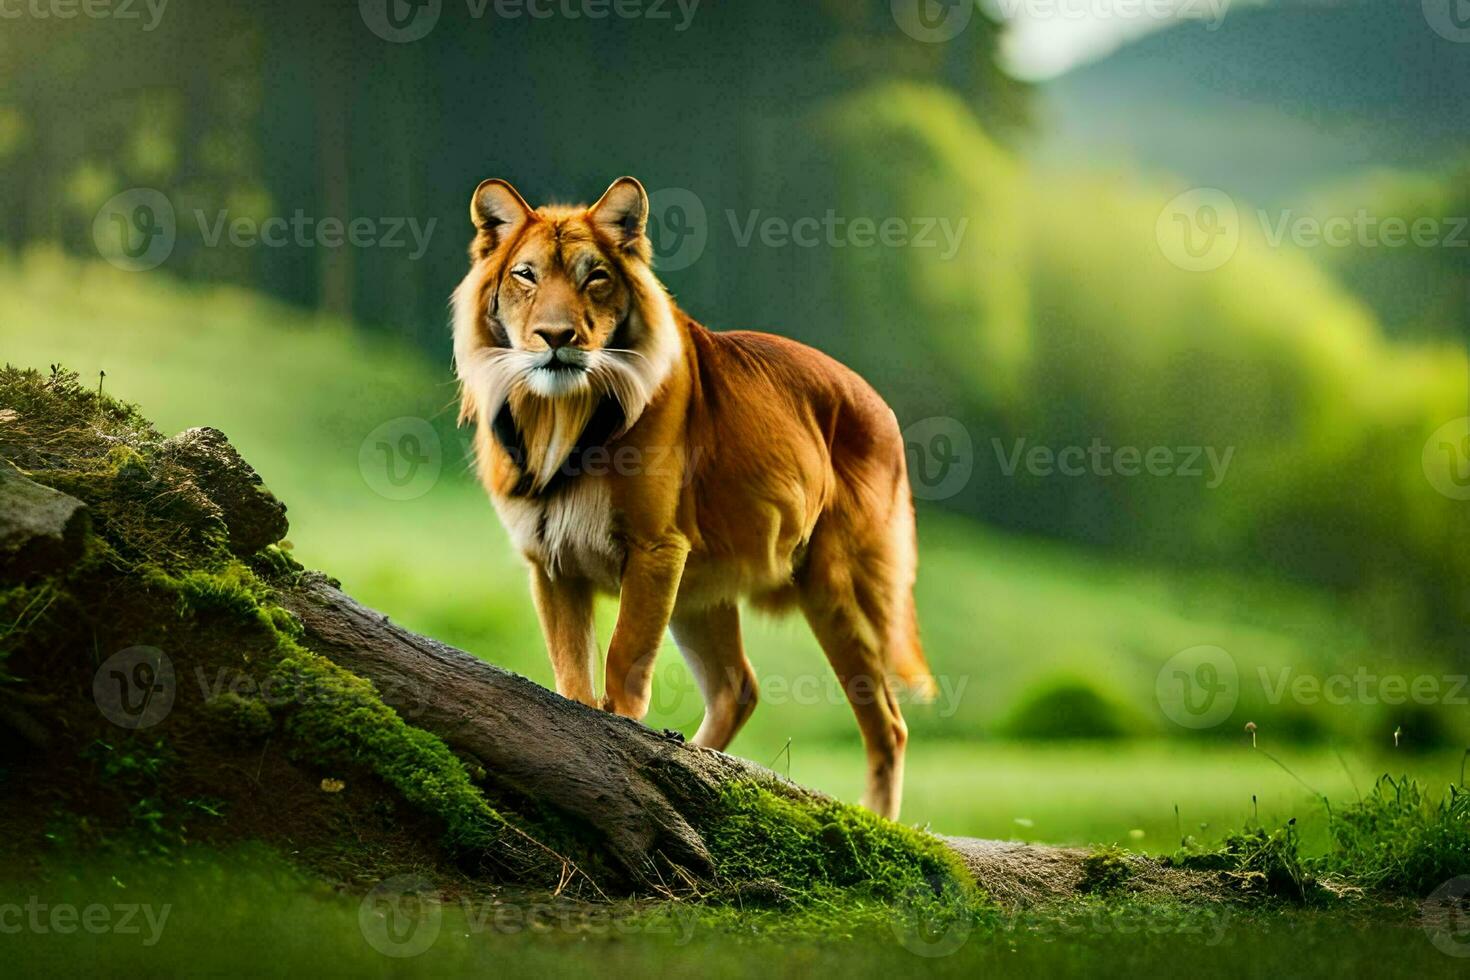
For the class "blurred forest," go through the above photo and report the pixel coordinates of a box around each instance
[1,0,1466,645]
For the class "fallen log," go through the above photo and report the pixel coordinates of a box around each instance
[279,572,792,884]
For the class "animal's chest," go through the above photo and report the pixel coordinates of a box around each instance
[494,479,624,590]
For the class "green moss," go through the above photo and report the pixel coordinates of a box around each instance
[267,647,520,859]
[203,692,274,743]
[1080,845,1136,894]
[250,543,304,583]
[143,563,266,621]
[1170,820,1312,901]
[708,782,979,907]
[140,558,557,880]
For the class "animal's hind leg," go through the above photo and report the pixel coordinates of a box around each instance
[797,533,908,820]
[669,602,758,751]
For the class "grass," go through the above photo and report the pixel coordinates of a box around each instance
[791,740,1467,852]
[1322,773,1470,893]
[0,846,1459,979]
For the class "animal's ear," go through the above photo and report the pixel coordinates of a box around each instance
[470,178,533,250]
[588,176,648,251]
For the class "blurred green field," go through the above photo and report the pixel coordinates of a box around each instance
[3,252,1464,850]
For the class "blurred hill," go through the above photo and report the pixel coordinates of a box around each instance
[1031,0,1470,205]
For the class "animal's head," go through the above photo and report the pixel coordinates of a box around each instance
[452,177,680,432]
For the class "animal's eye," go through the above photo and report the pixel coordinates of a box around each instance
[511,266,537,286]
[584,268,610,289]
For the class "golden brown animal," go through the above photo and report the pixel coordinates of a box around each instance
[452,177,932,818]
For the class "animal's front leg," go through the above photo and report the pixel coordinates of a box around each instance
[603,536,689,720]
[530,566,599,707]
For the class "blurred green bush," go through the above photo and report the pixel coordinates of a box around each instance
[999,677,1138,740]
[802,82,1468,635]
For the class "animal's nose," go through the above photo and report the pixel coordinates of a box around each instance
[534,327,576,349]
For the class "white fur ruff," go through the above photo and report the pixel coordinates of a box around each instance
[451,258,681,493]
